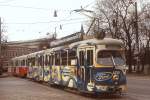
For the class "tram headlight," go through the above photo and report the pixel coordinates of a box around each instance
[87,83,94,92]
[112,74,119,81]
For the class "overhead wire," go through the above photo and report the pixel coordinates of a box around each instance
[5,18,86,24]
[0,4,51,10]
[0,0,95,22]
[57,20,89,26]
[59,0,95,26]
[1,0,95,33]
[0,4,70,12]
[82,0,95,9]
[0,0,95,11]
[0,0,17,3]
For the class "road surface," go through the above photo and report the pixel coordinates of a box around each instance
[0,76,150,100]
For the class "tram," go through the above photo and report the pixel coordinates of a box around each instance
[10,37,127,94]
[10,55,28,77]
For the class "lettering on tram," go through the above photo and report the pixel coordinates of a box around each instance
[9,35,127,95]
[95,72,112,82]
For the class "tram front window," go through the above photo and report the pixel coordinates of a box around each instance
[97,50,125,66]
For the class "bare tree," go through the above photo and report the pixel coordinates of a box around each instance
[138,3,150,73]
[91,0,150,73]
[0,19,7,74]
[91,0,137,73]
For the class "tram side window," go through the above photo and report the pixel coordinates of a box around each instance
[39,56,43,66]
[48,55,51,65]
[79,51,84,66]
[27,59,29,66]
[35,57,37,66]
[37,57,39,66]
[49,54,54,66]
[61,51,67,66]
[29,58,32,66]
[17,61,19,66]
[23,60,25,66]
[37,56,40,66]
[49,55,53,65]
[51,55,54,65]
[21,60,25,66]
[81,68,84,80]
[20,60,23,66]
[45,55,49,66]
[55,53,60,66]
[42,56,45,66]
[25,60,27,66]
[68,50,76,66]
[31,58,35,66]
[87,50,93,66]
[10,61,13,67]
[15,61,18,66]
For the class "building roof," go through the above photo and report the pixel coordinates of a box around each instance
[4,37,55,49]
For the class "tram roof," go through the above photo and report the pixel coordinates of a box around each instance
[45,46,69,54]
[12,55,28,60]
[52,46,69,51]
[69,38,123,48]
[27,50,45,57]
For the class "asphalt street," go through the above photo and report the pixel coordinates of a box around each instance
[0,75,150,100]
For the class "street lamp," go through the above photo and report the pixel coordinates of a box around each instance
[0,17,2,75]
[52,10,59,38]
[54,10,58,17]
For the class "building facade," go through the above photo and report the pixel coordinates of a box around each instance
[2,37,55,70]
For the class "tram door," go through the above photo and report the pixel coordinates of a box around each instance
[77,47,94,91]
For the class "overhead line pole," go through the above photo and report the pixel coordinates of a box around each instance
[0,17,1,60]
[0,17,2,74]
[135,2,140,72]
[0,17,1,54]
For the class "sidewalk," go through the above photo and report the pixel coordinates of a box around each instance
[127,73,150,80]
[0,73,9,78]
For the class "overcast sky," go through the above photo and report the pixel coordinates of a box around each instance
[0,0,95,41]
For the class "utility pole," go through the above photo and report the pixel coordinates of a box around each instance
[0,17,1,56]
[0,17,2,75]
[135,2,140,72]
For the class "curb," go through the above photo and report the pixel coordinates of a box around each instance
[0,74,9,78]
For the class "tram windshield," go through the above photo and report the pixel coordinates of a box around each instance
[97,50,125,66]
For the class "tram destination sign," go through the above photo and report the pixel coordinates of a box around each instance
[50,32,83,47]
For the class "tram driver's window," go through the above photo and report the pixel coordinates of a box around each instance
[87,50,93,66]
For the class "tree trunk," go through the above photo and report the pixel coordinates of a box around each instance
[126,31,133,73]
[128,44,133,73]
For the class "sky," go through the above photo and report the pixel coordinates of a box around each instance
[0,0,95,41]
